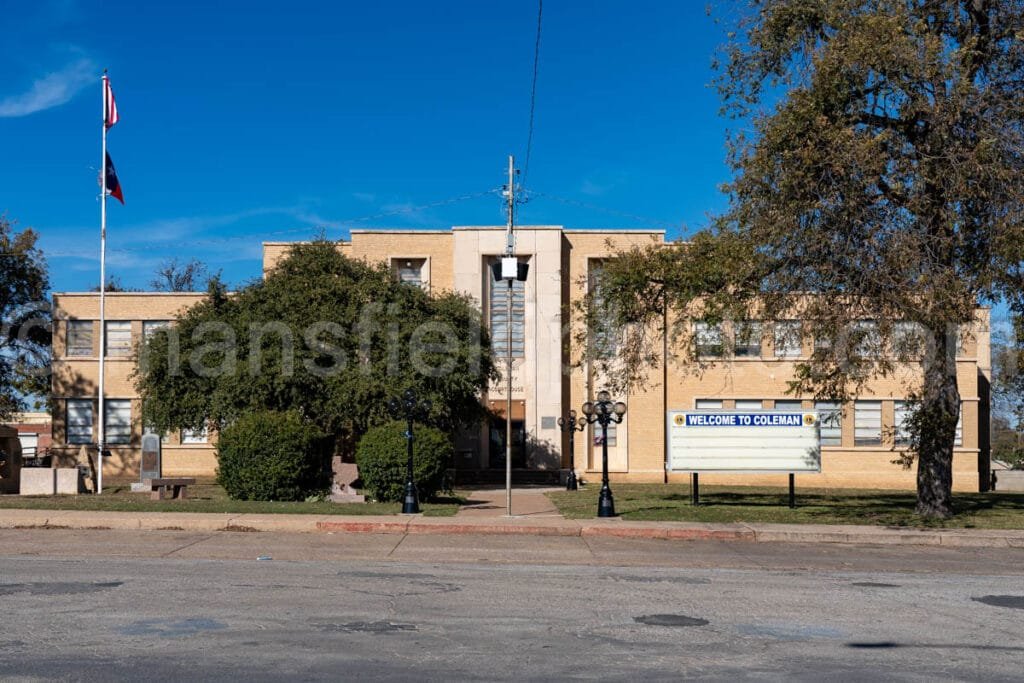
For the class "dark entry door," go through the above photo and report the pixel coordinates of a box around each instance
[489,418,526,469]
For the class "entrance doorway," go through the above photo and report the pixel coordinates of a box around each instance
[488,418,526,469]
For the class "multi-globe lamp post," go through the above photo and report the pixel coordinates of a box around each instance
[581,390,627,517]
[557,410,586,491]
[387,388,432,515]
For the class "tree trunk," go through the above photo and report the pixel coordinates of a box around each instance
[916,326,960,518]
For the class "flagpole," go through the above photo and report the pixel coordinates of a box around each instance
[98,71,107,495]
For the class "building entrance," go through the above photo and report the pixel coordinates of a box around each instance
[488,418,526,469]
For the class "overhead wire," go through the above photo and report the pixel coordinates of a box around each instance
[521,0,543,190]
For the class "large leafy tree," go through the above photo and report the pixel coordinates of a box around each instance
[136,241,497,452]
[584,1,1024,517]
[0,216,50,419]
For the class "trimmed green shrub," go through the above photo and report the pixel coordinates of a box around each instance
[216,410,330,501]
[355,421,452,502]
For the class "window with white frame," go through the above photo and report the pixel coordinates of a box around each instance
[181,425,209,444]
[774,400,803,411]
[734,321,762,357]
[695,399,723,409]
[735,399,763,410]
[66,399,93,444]
[855,401,882,445]
[104,399,132,445]
[893,321,924,359]
[694,321,723,358]
[815,401,842,446]
[894,401,912,445]
[142,320,171,340]
[774,321,802,358]
[955,405,963,447]
[66,320,93,357]
[490,267,525,358]
[105,321,132,357]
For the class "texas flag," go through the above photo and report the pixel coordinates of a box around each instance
[103,75,119,129]
[105,152,124,204]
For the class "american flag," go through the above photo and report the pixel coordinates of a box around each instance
[104,76,119,129]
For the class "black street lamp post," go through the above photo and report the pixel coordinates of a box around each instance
[581,390,627,518]
[387,388,432,515]
[557,410,586,491]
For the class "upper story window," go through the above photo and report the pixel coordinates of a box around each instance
[490,272,525,358]
[394,258,427,288]
[105,321,132,357]
[695,399,723,409]
[735,399,763,411]
[66,320,94,357]
[774,321,802,358]
[181,425,209,444]
[734,321,762,357]
[694,322,723,358]
[142,320,171,340]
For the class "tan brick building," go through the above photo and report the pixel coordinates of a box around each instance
[52,226,992,490]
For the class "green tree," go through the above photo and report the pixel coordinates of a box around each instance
[135,240,496,452]
[584,1,1024,517]
[0,216,50,419]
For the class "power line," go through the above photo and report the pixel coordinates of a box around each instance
[522,0,543,189]
[525,190,683,230]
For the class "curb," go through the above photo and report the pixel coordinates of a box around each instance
[3,509,1024,548]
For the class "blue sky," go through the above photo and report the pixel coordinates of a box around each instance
[2,0,739,292]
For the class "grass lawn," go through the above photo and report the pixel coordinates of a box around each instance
[547,484,1024,529]
[0,483,462,517]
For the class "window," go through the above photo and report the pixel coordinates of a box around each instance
[588,261,618,358]
[774,400,803,411]
[67,320,94,356]
[774,321,802,358]
[181,425,209,444]
[104,399,132,445]
[855,401,882,446]
[816,401,842,446]
[695,399,722,410]
[955,405,963,447]
[734,321,762,357]
[694,322,723,358]
[894,401,912,445]
[142,320,171,340]
[852,320,880,358]
[893,322,924,359]
[735,399,763,411]
[66,399,93,444]
[593,421,617,447]
[490,276,525,358]
[105,321,132,357]
[394,258,426,288]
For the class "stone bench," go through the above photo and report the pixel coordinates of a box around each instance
[147,477,196,501]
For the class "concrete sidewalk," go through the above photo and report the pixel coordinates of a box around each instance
[2,506,1024,548]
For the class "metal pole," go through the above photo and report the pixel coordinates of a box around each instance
[692,472,699,506]
[788,472,795,509]
[566,424,578,490]
[402,416,419,514]
[597,416,615,517]
[505,154,515,517]
[97,72,108,495]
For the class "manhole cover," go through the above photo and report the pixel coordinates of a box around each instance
[972,595,1024,610]
[851,582,900,588]
[634,614,708,627]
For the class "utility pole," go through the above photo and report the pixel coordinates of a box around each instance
[504,154,515,517]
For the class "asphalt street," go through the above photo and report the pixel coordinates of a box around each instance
[1,529,1023,681]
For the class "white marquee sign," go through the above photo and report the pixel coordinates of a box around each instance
[667,410,822,473]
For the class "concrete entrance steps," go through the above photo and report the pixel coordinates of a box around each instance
[451,469,561,486]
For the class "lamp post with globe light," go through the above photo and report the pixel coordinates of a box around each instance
[557,410,586,491]
[581,390,626,517]
[387,388,432,515]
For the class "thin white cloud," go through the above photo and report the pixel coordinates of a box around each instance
[0,57,96,118]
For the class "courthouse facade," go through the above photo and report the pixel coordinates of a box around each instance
[51,226,992,490]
